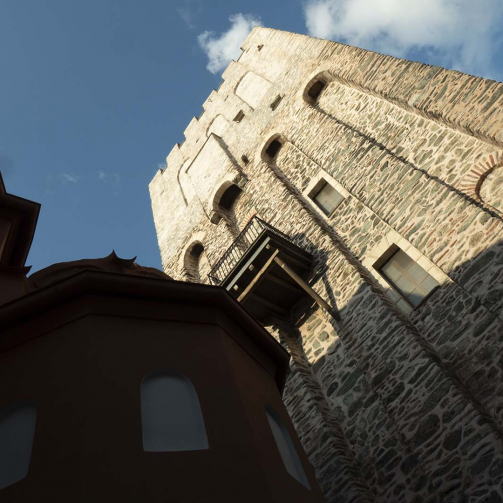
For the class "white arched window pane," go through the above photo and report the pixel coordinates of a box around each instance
[265,405,310,489]
[141,372,208,452]
[0,402,37,490]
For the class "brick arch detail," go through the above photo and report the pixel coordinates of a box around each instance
[459,151,503,200]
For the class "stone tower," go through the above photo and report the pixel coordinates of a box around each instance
[149,27,503,502]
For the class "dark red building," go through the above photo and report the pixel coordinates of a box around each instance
[0,173,324,502]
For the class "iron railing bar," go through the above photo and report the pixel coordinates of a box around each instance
[208,216,295,285]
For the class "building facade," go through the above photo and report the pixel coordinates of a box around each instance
[0,174,324,502]
[149,27,503,502]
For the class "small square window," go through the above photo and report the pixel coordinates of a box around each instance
[233,110,245,123]
[378,249,439,307]
[309,181,344,216]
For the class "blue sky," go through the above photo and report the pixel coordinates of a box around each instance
[1,0,502,273]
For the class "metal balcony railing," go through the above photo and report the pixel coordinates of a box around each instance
[208,216,292,285]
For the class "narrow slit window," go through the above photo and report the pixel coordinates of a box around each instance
[378,248,439,308]
[309,181,344,216]
[265,405,310,489]
[0,402,37,491]
[270,95,283,111]
[141,372,208,452]
[233,110,245,123]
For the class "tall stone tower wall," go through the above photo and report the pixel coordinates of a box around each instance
[150,27,503,502]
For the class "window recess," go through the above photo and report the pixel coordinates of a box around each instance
[270,95,283,111]
[308,180,344,216]
[233,110,245,123]
[377,247,440,308]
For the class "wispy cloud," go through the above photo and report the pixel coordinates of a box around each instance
[177,0,203,30]
[60,173,81,184]
[98,171,122,194]
[178,7,196,29]
[198,14,262,74]
[303,0,503,79]
[46,172,82,194]
[98,171,121,185]
[176,0,203,30]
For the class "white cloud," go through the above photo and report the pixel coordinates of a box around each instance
[98,171,107,180]
[304,0,503,79]
[198,14,262,74]
[60,173,81,184]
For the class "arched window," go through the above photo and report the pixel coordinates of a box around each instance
[308,81,326,101]
[265,405,310,489]
[261,135,285,162]
[183,242,205,283]
[0,402,37,490]
[141,372,208,452]
[303,71,332,106]
[212,183,244,240]
[218,184,242,212]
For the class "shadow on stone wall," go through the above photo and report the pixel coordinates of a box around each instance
[283,237,503,502]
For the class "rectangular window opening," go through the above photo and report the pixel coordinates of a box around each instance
[377,248,440,308]
[308,180,344,216]
[233,110,245,123]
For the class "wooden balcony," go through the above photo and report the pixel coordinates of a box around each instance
[209,217,339,324]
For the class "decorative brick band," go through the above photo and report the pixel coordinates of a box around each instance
[459,151,503,200]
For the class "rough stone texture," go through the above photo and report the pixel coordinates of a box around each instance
[149,27,503,502]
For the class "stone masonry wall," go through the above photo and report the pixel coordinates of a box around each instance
[149,28,503,502]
